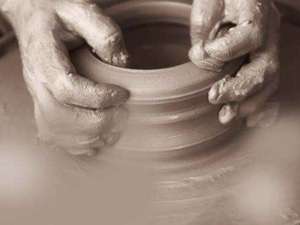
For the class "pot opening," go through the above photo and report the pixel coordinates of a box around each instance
[122,22,191,70]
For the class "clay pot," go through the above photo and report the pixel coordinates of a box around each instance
[71,0,242,154]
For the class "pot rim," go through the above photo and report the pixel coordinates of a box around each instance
[72,0,243,103]
[76,47,241,104]
[101,0,193,73]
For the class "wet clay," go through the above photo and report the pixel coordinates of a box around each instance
[71,0,244,153]
[123,23,190,70]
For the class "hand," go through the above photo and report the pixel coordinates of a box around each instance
[1,0,130,155]
[189,0,280,125]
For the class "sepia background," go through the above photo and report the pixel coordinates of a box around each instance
[0,0,300,225]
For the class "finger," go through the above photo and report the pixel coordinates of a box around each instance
[55,0,129,67]
[67,148,98,156]
[37,126,102,156]
[190,0,224,45]
[57,28,84,50]
[35,94,122,154]
[218,103,239,125]
[204,21,263,63]
[39,133,100,156]
[50,72,129,109]
[217,5,280,125]
[189,42,224,71]
[189,0,224,71]
[208,8,280,105]
[41,132,104,156]
[209,26,280,106]
[61,134,106,156]
[22,26,129,109]
[39,113,121,156]
[204,0,271,63]
[209,55,278,105]
[35,91,123,138]
[208,58,272,105]
[218,78,279,125]
[189,23,239,72]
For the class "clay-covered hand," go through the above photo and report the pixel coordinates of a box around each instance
[0,0,130,155]
[189,0,280,125]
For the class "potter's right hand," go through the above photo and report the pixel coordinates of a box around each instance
[189,0,280,125]
[0,0,130,155]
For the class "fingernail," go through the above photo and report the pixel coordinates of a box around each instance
[219,104,239,125]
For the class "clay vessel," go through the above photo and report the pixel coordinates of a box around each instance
[71,0,242,154]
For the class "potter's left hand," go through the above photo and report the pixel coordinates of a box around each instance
[189,0,280,125]
[0,0,130,155]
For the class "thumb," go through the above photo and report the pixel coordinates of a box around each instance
[56,1,129,67]
[189,0,225,70]
[190,0,224,45]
